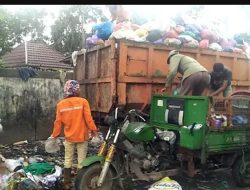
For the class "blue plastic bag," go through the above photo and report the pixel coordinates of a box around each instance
[93,21,113,40]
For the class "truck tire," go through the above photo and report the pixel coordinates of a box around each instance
[232,153,250,187]
[75,163,114,190]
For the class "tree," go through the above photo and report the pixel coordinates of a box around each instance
[50,5,105,55]
[14,8,48,41]
[0,6,47,57]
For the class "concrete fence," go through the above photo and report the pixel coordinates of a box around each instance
[0,68,73,144]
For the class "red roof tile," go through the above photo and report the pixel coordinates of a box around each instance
[3,41,72,69]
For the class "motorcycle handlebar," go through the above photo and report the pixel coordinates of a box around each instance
[135,110,149,118]
[128,109,149,118]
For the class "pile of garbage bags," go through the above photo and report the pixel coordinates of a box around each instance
[0,155,62,190]
[85,11,250,58]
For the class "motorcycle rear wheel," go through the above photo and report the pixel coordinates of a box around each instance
[232,154,250,187]
[75,163,114,190]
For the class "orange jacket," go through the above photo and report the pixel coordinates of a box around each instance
[51,96,97,142]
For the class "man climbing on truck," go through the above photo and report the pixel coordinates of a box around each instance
[161,50,210,95]
[208,62,232,97]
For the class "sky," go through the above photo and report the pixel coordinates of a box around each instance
[2,5,250,40]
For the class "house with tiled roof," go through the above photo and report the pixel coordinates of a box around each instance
[2,41,73,70]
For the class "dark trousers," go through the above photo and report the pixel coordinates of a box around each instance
[180,71,211,96]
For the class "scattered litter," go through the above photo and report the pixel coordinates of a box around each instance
[37,165,62,189]
[13,140,28,146]
[148,177,182,190]
[4,157,23,172]
[196,184,212,190]
[220,180,229,188]
[24,162,55,175]
[0,118,3,133]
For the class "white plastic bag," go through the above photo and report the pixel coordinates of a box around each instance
[4,158,23,172]
[148,177,182,190]
[0,118,3,133]
[45,138,60,153]
[209,43,222,51]
[90,135,103,147]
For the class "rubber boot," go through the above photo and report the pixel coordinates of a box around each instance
[63,168,71,190]
[71,167,78,177]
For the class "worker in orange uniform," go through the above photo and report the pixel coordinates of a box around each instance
[49,80,98,190]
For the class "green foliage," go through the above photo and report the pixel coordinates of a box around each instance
[50,5,105,55]
[0,7,17,56]
[0,6,47,57]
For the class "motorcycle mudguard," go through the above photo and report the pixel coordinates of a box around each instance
[80,155,105,168]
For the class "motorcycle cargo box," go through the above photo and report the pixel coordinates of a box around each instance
[179,124,204,150]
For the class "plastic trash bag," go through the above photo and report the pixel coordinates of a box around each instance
[165,29,178,39]
[35,166,62,189]
[177,35,196,43]
[90,136,102,147]
[185,24,201,35]
[232,115,248,125]
[199,39,209,49]
[93,21,113,40]
[164,38,182,47]
[113,21,132,32]
[135,28,148,38]
[0,118,3,133]
[183,40,199,48]
[180,31,197,40]
[146,29,163,43]
[4,158,23,172]
[86,34,104,49]
[71,51,78,67]
[174,25,185,34]
[45,138,60,154]
[219,37,231,49]
[233,47,244,54]
[209,43,222,51]
[201,29,219,43]
[109,29,141,41]
[223,48,234,52]
[148,177,182,190]
[154,38,164,44]
[24,162,55,175]
[245,47,250,58]
[0,174,9,189]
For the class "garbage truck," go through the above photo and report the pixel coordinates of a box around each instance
[74,39,250,123]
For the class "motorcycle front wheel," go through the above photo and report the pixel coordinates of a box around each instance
[75,163,114,190]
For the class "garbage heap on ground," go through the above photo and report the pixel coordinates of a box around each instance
[0,133,103,190]
[0,141,63,190]
[85,14,250,59]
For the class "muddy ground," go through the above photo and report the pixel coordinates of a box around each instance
[0,138,250,190]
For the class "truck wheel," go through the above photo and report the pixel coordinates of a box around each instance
[75,163,114,190]
[232,154,250,187]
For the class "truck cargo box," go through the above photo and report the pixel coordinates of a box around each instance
[74,39,250,118]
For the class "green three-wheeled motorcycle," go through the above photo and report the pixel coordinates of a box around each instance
[75,95,250,190]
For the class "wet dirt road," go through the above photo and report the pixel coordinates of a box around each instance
[1,139,250,190]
